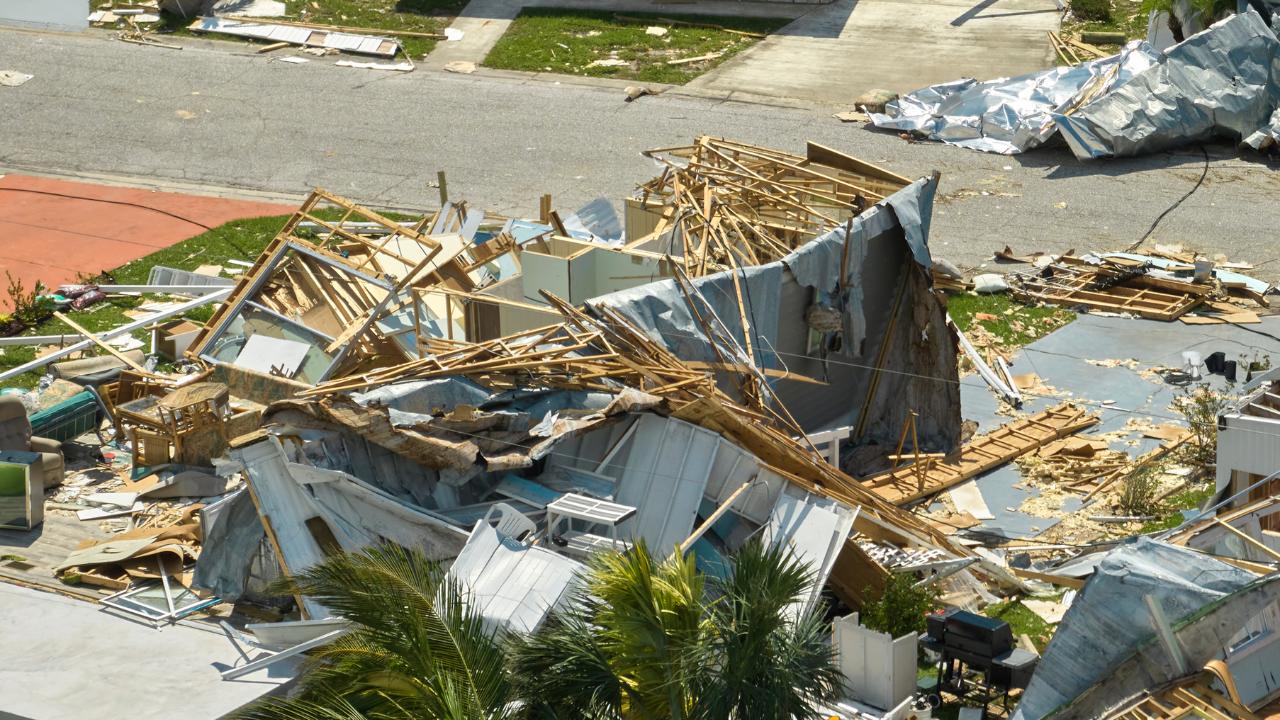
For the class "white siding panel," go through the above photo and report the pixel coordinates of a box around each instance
[765,485,859,616]
[1218,413,1280,492]
[449,524,583,633]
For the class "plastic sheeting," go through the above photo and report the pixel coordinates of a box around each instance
[868,44,1159,155]
[585,264,783,373]
[872,11,1280,158]
[352,377,493,416]
[1010,536,1257,720]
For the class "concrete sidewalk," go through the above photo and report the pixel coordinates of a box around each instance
[686,0,1061,104]
[422,0,808,69]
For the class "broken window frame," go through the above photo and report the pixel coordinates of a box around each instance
[196,241,401,384]
[101,577,222,625]
[1224,613,1272,656]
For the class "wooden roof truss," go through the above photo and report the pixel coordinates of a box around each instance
[630,137,911,276]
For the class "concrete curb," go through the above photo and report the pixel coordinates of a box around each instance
[0,162,436,217]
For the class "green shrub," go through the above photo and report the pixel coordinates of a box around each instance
[5,271,53,327]
[1072,0,1112,22]
[1173,382,1232,463]
[862,572,941,639]
[1118,463,1163,517]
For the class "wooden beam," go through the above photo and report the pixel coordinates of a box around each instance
[52,312,153,376]
[681,480,752,552]
[1215,519,1280,562]
[1011,568,1085,589]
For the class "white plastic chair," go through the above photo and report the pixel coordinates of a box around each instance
[481,502,537,544]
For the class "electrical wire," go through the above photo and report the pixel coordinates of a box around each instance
[0,187,263,259]
[1125,144,1210,252]
[0,187,214,230]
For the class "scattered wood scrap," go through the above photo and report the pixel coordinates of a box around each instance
[1007,255,1209,321]
[611,14,768,38]
[1101,676,1261,720]
[863,403,1099,505]
[1079,430,1193,500]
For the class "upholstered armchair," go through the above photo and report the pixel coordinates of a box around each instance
[0,395,66,488]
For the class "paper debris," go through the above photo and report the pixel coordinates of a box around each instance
[444,27,465,41]
[335,61,414,71]
[646,26,667,36]
[278,56,309,64]
[0,71,33,87]
[625,86,658,101]
[589,58,630,68]
[444,61,476,73]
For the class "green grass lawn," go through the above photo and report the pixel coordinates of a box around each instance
[947,292,1075,349]
[0,208,423,391]
[151,0,455,58]
[1137,481,1215,533]
[1058,0,1150,62]
[984,596,1060,654]
[484,9,790,84]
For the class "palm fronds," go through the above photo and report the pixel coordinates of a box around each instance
[233,544,512,720]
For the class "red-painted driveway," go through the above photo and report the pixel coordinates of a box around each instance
[0,174,296,309]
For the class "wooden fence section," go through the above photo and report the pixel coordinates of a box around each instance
[863,403,1099,505]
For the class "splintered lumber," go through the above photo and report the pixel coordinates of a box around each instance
[864,403,1099,505]
[1080,430,1193,500]
[299,289,764,415]
[1007,259,1201,321]
[182,188,468,383]
[1104,678,1261,720]
[630,137,909,275]
[52,312,154,376]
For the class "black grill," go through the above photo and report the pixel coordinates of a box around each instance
[918,608,1040,717]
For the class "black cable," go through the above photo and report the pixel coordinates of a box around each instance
[0,187,214,230]
[1,187,261,259]
[1125,145,1210,252]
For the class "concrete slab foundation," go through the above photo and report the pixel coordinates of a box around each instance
[0,174,296,310]
[0,582,298,720]
[950,312,1280,540]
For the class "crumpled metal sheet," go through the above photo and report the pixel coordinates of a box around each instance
[1009,536,1256,720]
[873,11,1280,158]
[868,44,1159,154]
[1056,11,1280,158]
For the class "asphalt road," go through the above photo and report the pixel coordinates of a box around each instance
[3,28,1280,280]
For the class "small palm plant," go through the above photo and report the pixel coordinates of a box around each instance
[233,545,513,720]
[1188,0,1235,25]
[1140,0,1189,43]
[506,538,842,720]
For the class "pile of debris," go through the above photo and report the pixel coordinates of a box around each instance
[6,136,1280,720]
[628,138,913,275]
[1005,249,1270,323]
